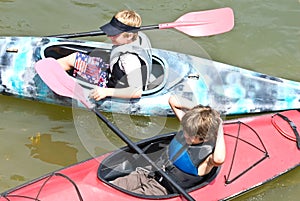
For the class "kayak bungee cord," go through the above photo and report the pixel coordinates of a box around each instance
[271,112,300,149]
[271,114,297,141]
[1,195,40,201]
[223,121,269,184]
[2,172,84,201]
[37,173,84,201]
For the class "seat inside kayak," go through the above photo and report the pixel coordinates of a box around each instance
[43,44,167,95]
[97,132,220,199]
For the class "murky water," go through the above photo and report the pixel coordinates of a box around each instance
[0,0,299,200]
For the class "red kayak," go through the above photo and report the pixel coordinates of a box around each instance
[1,110,299,201]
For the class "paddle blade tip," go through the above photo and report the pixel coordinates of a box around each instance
[35,58,94,109]
[162,7,235,37]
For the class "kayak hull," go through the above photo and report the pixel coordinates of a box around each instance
[1,110,299,200]
[1,36,300,116]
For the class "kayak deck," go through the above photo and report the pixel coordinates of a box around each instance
[1,36,300,116]
[0,110,299,201]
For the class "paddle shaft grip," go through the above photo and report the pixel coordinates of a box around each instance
[47,25,159,38]
[47,30,106,38]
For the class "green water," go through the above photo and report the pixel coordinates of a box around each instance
[0,0,299,200]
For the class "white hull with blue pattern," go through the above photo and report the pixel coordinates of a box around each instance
[0,36,300,116]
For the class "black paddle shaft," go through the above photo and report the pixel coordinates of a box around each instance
[92,109,196,201]
[47,25,159,38]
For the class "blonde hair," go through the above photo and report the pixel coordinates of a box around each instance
[115,10,141,40]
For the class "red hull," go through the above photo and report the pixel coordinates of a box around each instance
[1,110,300,201]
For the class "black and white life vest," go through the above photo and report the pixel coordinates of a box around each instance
[108,32,152,89]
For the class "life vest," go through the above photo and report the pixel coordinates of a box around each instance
[155,132,215,191]
[168,133,215,175]
[108,32,152,89]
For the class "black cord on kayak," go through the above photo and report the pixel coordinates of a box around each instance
[1,172,84,201]
[273,113,300,150]
[36,172,84,201]
[1,194,41,201]
[223,121,269,184]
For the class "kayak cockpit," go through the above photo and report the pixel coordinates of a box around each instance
[97,132,220,199]
[43,44,167,95]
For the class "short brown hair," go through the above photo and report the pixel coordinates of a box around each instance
[181,105,220,141]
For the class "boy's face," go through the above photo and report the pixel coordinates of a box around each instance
[108,33,132,45]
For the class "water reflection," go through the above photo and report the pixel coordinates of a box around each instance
[25,133,78,167]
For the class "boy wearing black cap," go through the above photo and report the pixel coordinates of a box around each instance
[58,10,152,101]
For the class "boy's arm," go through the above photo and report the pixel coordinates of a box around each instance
[168,95,196,121]
[57,52,77,71]
[90,87,142,100]
[211,119,226,166]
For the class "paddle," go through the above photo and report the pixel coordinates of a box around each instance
[48,7,234,38]
[35,58,196,201]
